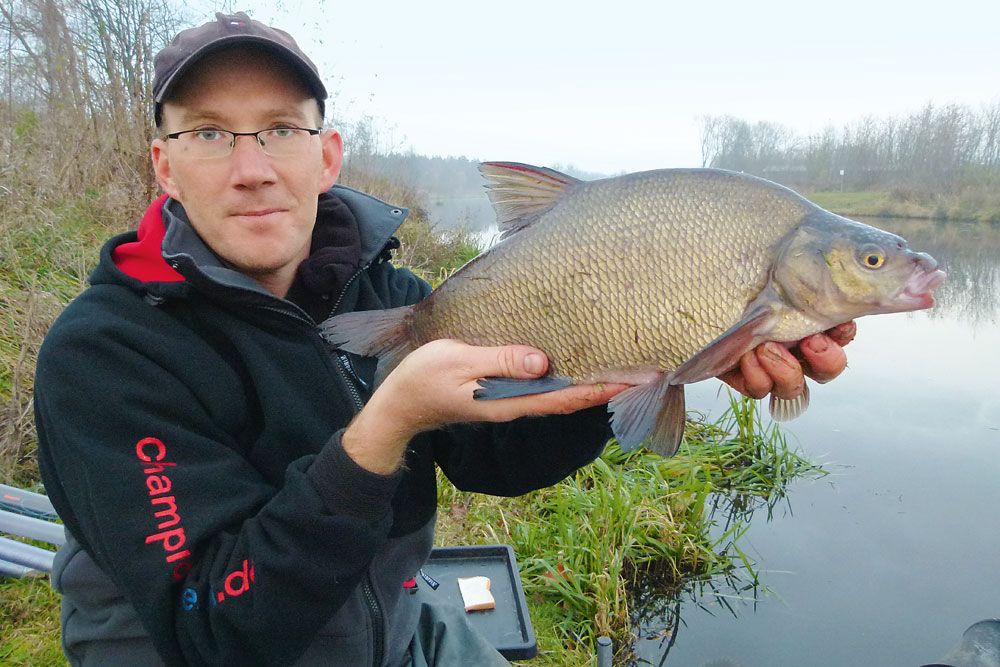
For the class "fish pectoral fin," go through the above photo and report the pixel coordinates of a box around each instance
[670,305,778,385]
[769,383,810,421]
[473,376,575,400]
[608,377,686,458]
[478,162,582,239]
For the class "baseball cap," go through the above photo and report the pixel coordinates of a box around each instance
[152,12,327,125]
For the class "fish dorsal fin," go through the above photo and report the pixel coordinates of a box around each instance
[479,162,581,239]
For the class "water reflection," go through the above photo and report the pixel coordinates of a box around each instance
[630,492,772,665]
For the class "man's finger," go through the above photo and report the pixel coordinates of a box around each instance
[798,333,849,383]
[491,344,548,378]
[719,349,772,399]
[427,340,550,380]
[825,320,857,347]
[756,342,805,399]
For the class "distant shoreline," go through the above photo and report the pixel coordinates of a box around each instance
[805,190,1000,224]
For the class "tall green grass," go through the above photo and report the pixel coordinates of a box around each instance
[0,576,65,665]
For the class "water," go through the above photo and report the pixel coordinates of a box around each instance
[635,218,1000,666]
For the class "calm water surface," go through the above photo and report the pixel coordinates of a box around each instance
[636,218,1000,666]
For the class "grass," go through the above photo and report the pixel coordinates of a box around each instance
[806,189,934,219]
[0,575,65,666]
[807,183,1000,223]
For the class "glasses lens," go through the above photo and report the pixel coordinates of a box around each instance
[178,130,234,159]
[258,129,313,157]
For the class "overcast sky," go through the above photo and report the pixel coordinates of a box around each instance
[224,0,998,175]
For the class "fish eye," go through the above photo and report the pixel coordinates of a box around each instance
[858,244,886,270]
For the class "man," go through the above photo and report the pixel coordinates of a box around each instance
[33,12,853,666]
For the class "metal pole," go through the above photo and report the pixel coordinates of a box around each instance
[0,483,59,519]
[597,636,612,667]
[0,509,66,546]
[0,558,35,578]
[0,536,56,573]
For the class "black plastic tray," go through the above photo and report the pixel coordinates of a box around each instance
[415,545,537,660]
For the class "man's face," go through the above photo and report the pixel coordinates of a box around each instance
[151,48,342,296]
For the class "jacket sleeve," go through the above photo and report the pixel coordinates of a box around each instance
[34,288,400,667]
[433,408,613,497]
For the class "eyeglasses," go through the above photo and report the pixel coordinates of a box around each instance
[164,127,322,159]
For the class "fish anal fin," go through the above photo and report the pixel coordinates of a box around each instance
[769,383,810,421]
[670,305,778,385]
[608,376,686,458]
[478,162,582,239]
[473,376,575,400]
[318,307,416,385]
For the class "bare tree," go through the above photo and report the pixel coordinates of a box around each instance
[1,0,187,218]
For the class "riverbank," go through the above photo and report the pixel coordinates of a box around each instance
[806,189,1000,223]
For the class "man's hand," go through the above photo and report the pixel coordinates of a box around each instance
[341,339,628,474]
[718,321,857,401]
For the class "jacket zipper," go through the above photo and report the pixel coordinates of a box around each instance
[326,260,371,322]
[363,572,385,667]
[331,261,385,667]
[254,263,386,666]
[334,353,365,410]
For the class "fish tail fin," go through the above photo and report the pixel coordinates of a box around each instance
[319,307,416,384]
[608,377,686,458]
[769,383,810,421]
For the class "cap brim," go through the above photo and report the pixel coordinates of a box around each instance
[154,35,327,105]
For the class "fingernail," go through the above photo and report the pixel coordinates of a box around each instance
[524,353,546,375]
[806,336,829,354]
[763,342,786,361]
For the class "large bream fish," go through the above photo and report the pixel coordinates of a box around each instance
[321,163,945,458]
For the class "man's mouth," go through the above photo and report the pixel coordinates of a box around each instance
[234,208,284,217]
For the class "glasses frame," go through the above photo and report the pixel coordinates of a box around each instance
[163,127,322,158]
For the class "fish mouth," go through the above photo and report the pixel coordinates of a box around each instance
[898,268,947,310]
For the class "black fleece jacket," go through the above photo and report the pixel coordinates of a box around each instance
[34,186,613,666]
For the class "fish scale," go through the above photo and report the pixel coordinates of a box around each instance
[321,163,945,458]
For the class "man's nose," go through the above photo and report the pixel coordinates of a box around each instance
[229,134,277,186]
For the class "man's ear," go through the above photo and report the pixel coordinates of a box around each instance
[318,129,344,192]
[151,138,181,199]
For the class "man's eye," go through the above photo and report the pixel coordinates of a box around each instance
[193,130,224,142]
[269,128,295,138]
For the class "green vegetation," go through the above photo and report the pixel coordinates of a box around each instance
[807,186,1000,223]
[0,575,65,665]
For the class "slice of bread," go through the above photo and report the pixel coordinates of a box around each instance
[457,575,495,611]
